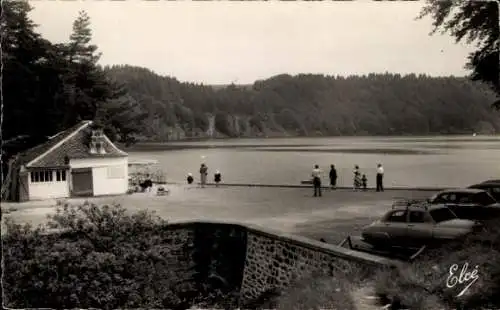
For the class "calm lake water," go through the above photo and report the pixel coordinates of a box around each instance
[127,136,500,188]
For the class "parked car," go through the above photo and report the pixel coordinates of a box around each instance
[361,204,481,248]
[468,181,500,201]
[428,188,500,221]
[480,179,500,184]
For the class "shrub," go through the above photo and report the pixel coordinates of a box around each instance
[2,202,197,309]
[374,227,500,310]
[275,273,357,310]
[263,261,375,310]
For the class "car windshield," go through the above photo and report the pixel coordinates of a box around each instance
[429,208,456,223]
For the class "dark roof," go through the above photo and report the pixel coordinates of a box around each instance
[480,179,500,184]
[21,121,127,168]
[438,188,486,194]
[470,182,500,188]
[19,121,91,166]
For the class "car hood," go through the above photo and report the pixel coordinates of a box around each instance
[436,219,476,229]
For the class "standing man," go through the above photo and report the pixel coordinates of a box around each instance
[329,164,337,190]
[376,163,384,192]
[312,164,322,197]
[200,163,208,188]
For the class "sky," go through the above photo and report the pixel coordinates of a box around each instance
[29,1,474,85]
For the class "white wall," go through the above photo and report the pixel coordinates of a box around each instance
[70,157,128,196]
[28,171,69,200]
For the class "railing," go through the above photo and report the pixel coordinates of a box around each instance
[338,235,427,262]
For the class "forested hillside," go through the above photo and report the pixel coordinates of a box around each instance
[105,65,500,140]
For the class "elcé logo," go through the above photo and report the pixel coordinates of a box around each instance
[446,262,479,297]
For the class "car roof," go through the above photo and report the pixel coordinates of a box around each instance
[390,204,448,213]
[479,179,500,184]
[480,180,500,185]
[470,182,500,188]
[437,188,486,194]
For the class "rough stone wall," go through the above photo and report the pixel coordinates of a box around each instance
[123,221,395,307]
[239,229,395,305]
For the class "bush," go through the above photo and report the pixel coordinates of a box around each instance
[374,227,500,310]
[2,202,198,309]
[258,262,374,310]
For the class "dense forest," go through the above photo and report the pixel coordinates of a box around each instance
[2,4,145,156]
[105,65,500,140]
[3,1,500,154]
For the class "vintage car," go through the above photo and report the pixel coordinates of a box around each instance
[468,180,500,201]
[361,204,482,249]
[480,179,500,184]
[428,188,500,221]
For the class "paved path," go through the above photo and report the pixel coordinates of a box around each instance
[2,186,434,242]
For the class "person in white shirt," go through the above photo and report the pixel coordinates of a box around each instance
[376,163,384,192]
[311,164,322,197]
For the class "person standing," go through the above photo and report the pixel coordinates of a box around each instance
[353,165,361,191]
[187,173,194,185]
[361,174,368,191]
[214,170,222,187]
[376,163,384,192]
[329,164,338,190]
[200,163,208,188]
[311,164,322,197]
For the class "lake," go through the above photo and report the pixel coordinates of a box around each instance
[127,136,500,188]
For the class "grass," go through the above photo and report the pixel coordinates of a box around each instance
[274,274,359,310]
[372,226,500,310]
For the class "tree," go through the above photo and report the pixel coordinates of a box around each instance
[1,1,71,184]
[1,1,65,140]
[418,0,500,109]
[2,203,198,309]
[62,10,111,123]
[1,5,145,187]
[64,11,145,144]
[106,66,500,139]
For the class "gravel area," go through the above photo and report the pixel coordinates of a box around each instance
[2,186,434,242]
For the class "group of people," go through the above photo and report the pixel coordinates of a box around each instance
[311,163,385,197]
[186,163,222,188]
[185,161,384,194]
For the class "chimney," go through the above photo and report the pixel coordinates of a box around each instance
[90,129,106,154]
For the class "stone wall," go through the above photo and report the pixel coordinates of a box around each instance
[238,224,399,306]
[40,221,398,307]
[163,221,399,307]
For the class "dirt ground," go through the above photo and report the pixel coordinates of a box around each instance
[1,185,434,243]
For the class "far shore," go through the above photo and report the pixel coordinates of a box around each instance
[122,134,499,152]
[2,186,434,243]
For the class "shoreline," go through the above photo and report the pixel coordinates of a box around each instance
[122,135,500,152]
[182,182,447,191]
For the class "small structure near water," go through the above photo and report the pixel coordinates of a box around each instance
[1,121,129,201]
